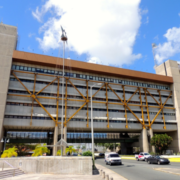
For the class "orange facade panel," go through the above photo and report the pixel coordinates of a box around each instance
[12,50,173,84]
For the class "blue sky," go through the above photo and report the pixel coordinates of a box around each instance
[0,0,180,74]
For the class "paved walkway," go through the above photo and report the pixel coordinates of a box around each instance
[154,168,180,176]
[4,174,102,180]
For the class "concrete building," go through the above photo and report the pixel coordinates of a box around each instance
[0,23,179,155]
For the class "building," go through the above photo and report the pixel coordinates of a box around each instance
[0,23,179,155]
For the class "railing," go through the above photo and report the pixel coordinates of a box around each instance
[1,160,17,176]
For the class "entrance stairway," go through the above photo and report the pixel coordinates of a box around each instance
[0,161,25,179]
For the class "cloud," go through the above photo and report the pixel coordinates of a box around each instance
[28,33,36,38]
[32,0,142,66]
[154,27,180,64]
[140,8,148,15]
[145,16,149,24]
[178,13,180,17]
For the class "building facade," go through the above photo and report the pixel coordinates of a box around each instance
[0,23,179,155]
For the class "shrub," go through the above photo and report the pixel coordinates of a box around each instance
[82,151,92,156]
[1,147,18,158]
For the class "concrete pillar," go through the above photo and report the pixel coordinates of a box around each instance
[140,128,149,152]
[120,142,127,154]
[149,128,155,153]
[0,24,17,152]
[53,125,58,156]
[63,126,67,155]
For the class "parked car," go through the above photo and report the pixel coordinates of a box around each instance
[105,152,122,166]
[99,153,105,157]
[136,152,151,161]
[147,156,170,165]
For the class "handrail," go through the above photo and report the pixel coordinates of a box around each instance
[2,160,16,171]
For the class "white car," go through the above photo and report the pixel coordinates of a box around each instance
[137,152,151,161]
[105,152,122,166]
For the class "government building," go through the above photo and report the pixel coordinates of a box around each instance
[0,23,179,155]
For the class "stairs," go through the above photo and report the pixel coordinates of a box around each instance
[0,168,25,179]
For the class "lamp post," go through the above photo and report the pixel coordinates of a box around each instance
[60,26,67,156]
[1,137,9,152]
[90,83,102,169]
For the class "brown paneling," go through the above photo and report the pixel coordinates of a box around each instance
[12,50,173,84]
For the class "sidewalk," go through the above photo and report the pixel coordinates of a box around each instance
[154,168,180,176]
[4,174,102,180]
[96,164,127,180]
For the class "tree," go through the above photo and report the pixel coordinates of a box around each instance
[104,143,119,151]
[65,146,76,155]
[6,143,36,156]
[150,134,173,154]
[82,145,86,150]
[32,144,50,156]
[1,147,18,158]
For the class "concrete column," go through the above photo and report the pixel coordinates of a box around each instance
[63,126,67,155]
[120,142,127,154]
[149,128,155,153]
[53,125,58,156]
[141,128,149,152]
[0,24,17,152]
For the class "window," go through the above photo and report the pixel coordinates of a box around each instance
[32,68,36,72]
[28,67,31,71]
[16,66,20,70]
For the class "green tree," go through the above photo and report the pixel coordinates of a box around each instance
[65,146,76,155]
[104,143,119,151]
[1,147,18,158]
[150,134,173,154]
[6,143,36,156]
[32,144,50,156]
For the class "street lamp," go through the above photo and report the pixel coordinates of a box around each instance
[90,83,102,169]
[1,137,9,152]
[60,26,68,156]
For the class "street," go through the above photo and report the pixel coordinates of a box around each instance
[96,158,180,180]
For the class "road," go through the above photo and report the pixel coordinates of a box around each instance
[96,158,180,180]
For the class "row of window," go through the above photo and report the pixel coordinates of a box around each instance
[4,115,176,123]
[5,102,176,116]
[9,77,171,98]
[12,65,170,90]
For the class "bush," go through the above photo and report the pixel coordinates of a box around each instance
[82,151,92,156]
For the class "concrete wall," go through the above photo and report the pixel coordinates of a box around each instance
[0,23,17,151]
[156,60,180,152]
[0,156,92,175]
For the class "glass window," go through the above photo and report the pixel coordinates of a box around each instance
[80,74,83,78]
[27,67,31,71]
[99,77,102,81]
[96,77,98,80]
[32,68,36,72]
[108,78,110,82]
[20,66,24,70]
[102,77,104,81]
[59,71,62,75]
[36,68,41,72]
[16,66,20,70]
[44,69,47,73]
[111,79,113,82]
[87,75,89,80]
[12,65,16,70]
[52,70,55,74]
[83,75,86,79]
[93,76,95,80]
[105,78,107,81]
[73,73,76,77]
[48,70,51,74]
[89,76,93,79]
[55,71,58,75]
[24,66,27,71]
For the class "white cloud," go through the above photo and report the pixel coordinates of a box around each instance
[154,27,180,64]
[145,16,149,24]
[32,0,142,66]
[178,13,180,17]
[140,8,148,15]
[28,33,36,38]
[0,6,3,9]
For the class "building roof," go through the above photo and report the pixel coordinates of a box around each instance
[12,50,173,84]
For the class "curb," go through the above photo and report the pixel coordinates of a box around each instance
[96,164,127,180]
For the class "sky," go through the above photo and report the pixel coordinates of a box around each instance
[0,0,180,74]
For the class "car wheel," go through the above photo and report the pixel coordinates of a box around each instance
[148,161,151,164]
[137,158,139,161]
[110,162,112,166]
[145,158,147,162]
[119,162,122,165]
[106,161,108,165]
[158,161,161,165]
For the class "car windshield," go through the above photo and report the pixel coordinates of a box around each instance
[110,154,119,157]
[155,156,160,159]
[144,153,150,155]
